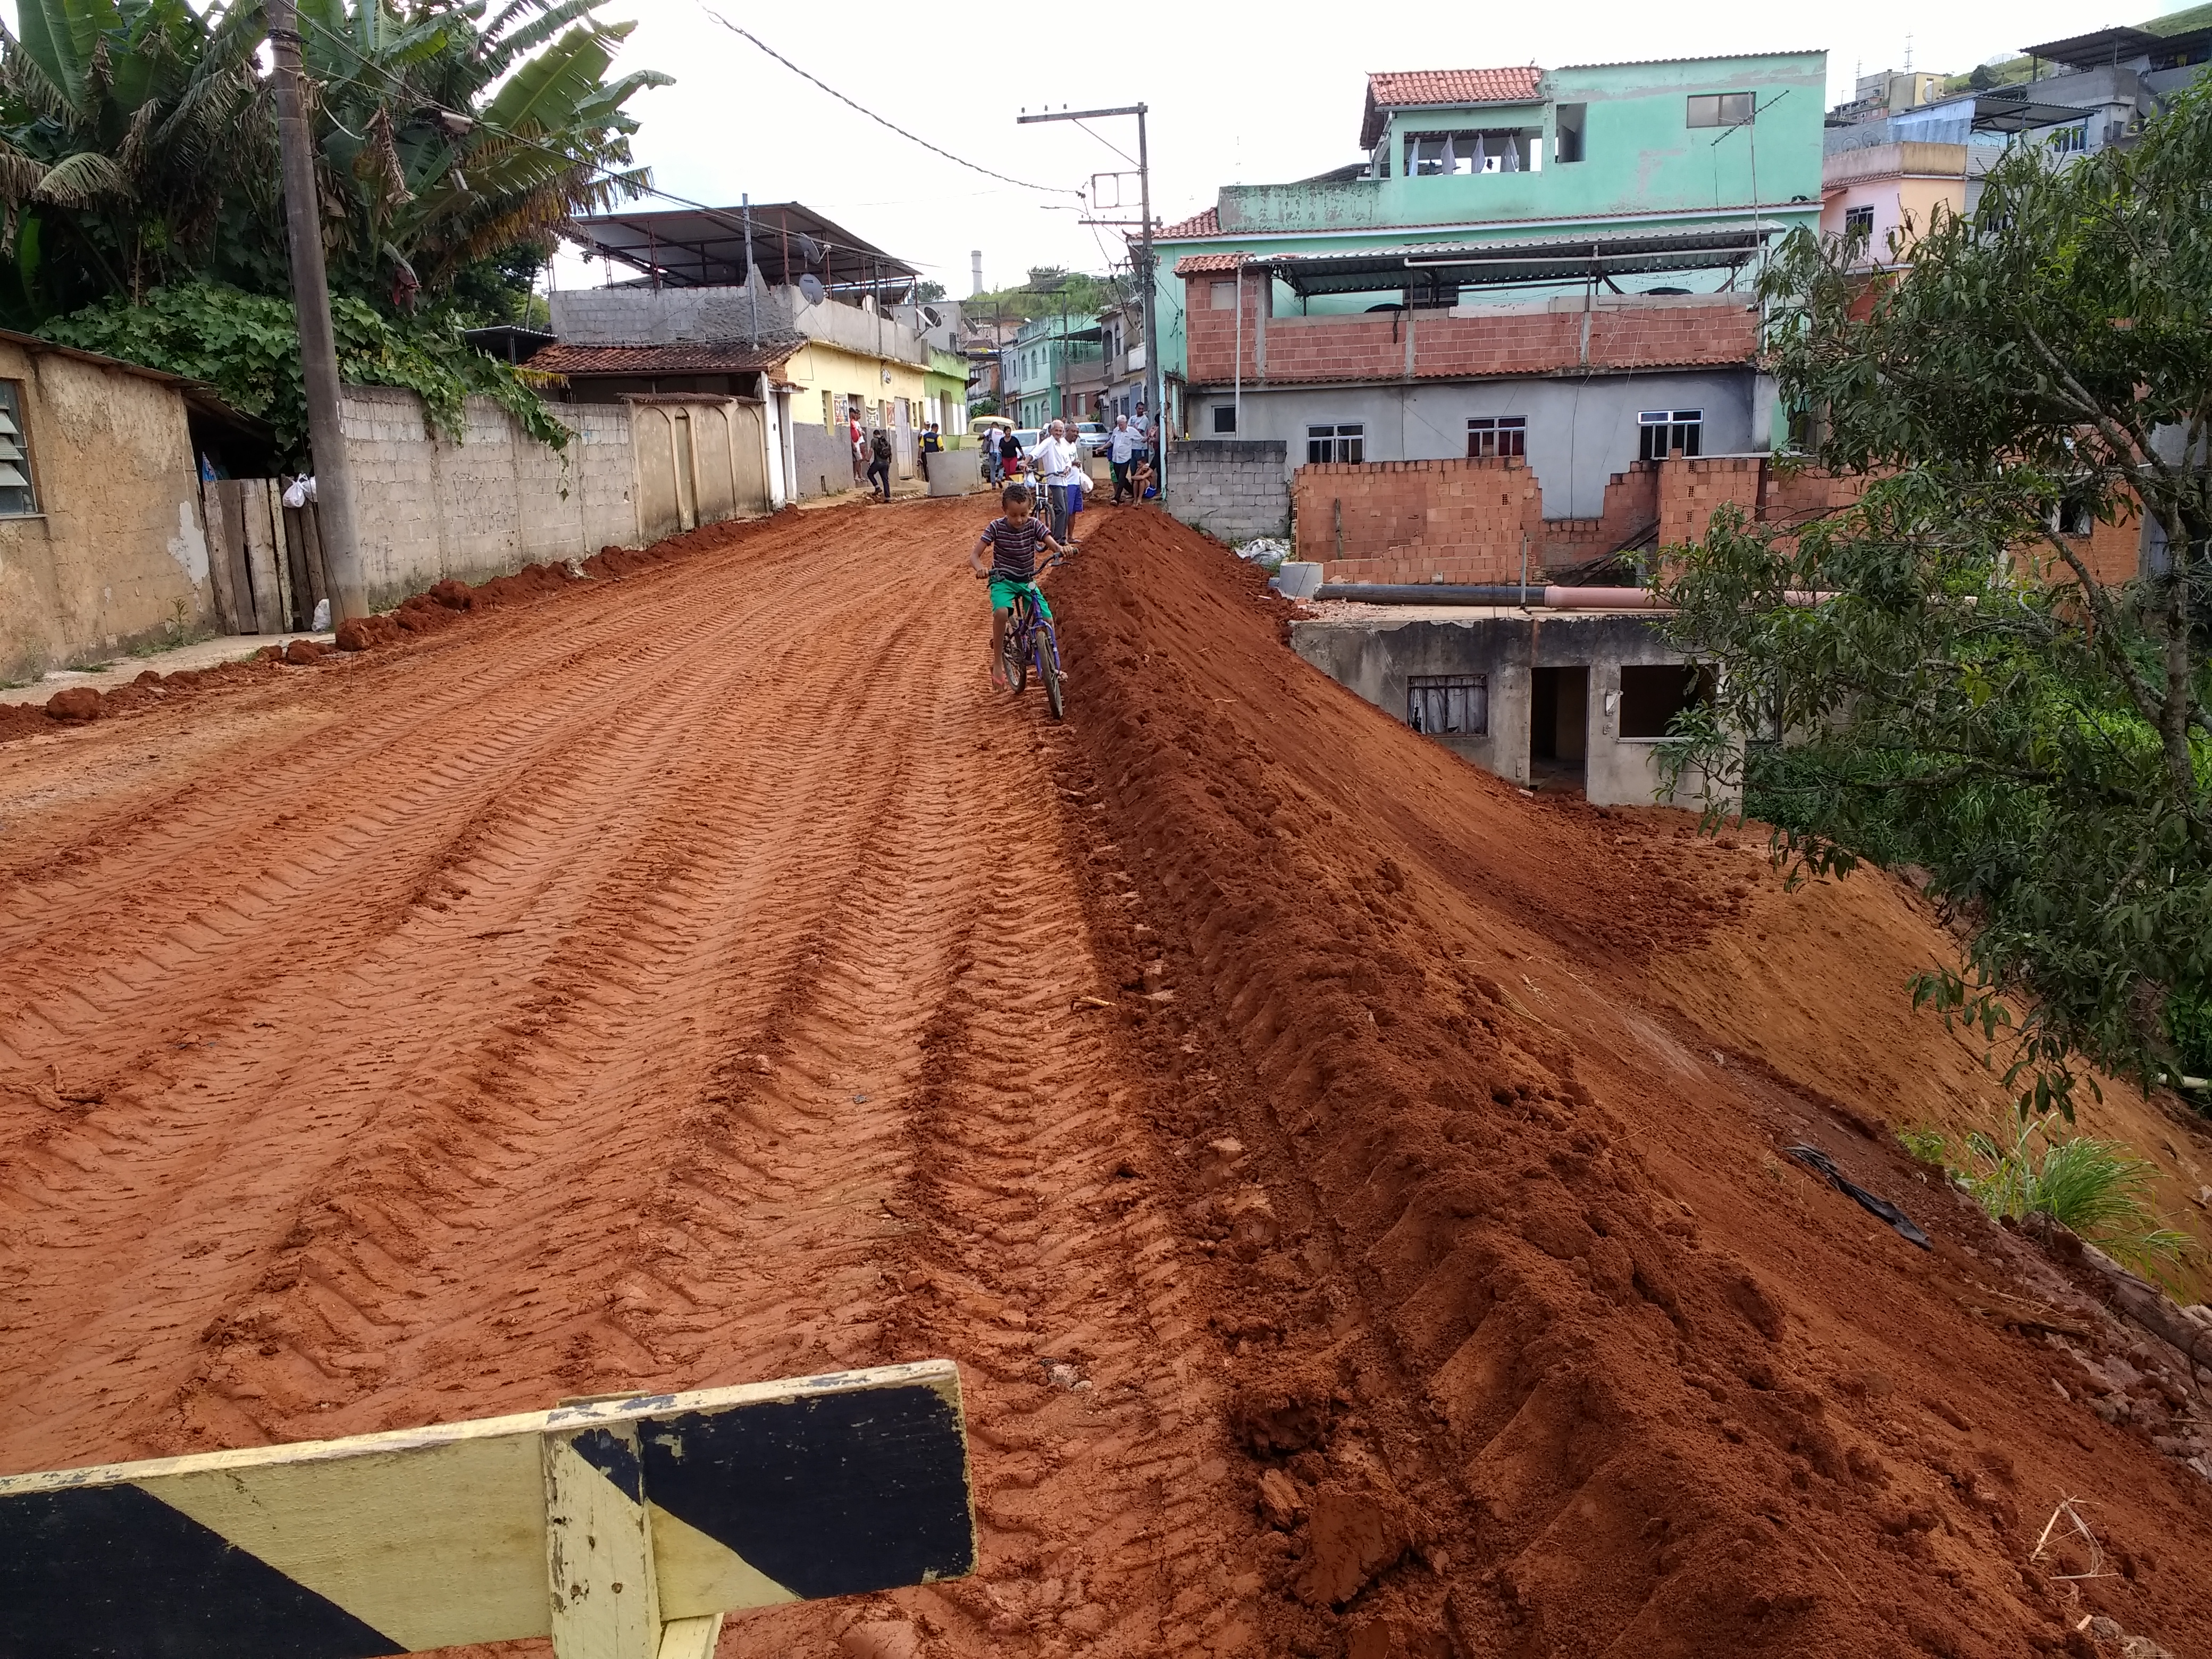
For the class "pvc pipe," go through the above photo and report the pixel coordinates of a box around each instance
[1310,584,1835,609]
[1310,583,1668,608]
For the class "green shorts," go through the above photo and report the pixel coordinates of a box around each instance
[990,580,1052,617]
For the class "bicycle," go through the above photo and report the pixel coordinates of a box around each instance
[999,553,1066,721]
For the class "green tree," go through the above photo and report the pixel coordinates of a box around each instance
[0,0,668,323]
[1659,83,2212,1117]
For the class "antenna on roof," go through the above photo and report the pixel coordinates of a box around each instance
[1904,33,1914,72]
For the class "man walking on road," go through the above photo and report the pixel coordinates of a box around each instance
[1108,414,1138,504]
[867,428,894,500]
[1031,418,1083,545]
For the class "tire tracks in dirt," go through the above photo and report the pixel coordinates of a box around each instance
[0,499,1261,1658]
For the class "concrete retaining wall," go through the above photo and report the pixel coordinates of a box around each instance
[1166,439,1289,542]
[340,387,642,609]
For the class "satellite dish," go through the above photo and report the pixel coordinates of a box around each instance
[798,273,826,304]
[793,233,823,265]
[921,305,942,327]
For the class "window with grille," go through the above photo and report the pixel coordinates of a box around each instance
[1843,205,1875,241]
[1306,423,1364,464]
[0,382,33,515]
[1638,408,1703,461]
[1687,92,1755,128]
[1408,674,1487,735]
[1467,416,1527,459]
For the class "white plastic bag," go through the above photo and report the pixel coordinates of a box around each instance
[282,474,317,509]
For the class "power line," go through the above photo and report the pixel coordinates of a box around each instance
[700,9,1081,197]
[284,19,944,278]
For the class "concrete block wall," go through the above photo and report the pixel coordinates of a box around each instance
[341,388,642,610]
[792,420,852,498]
[1166,439,1290,541]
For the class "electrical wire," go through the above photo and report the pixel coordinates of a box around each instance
[700,9,1081,197]
[280,16,944,280]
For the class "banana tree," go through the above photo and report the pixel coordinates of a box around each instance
[0,0,667,323]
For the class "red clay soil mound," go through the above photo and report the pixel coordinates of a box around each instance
[1052,509,2212,1657]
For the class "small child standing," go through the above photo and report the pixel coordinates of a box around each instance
[967,482,1068,689]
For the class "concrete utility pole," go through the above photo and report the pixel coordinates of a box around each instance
[266,0,368,624]
[1018,103,1163,490]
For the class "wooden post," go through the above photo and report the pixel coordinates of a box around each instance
[543,1420,662,1659]
[297,501,331,626]
[212,480,259,635]
[240,480,286,634]
[280,501,312,629]
[201,483,242,634]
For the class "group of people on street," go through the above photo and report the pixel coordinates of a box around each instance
[846,404,1161,512]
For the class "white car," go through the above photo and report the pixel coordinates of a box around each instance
[1073,422,1111,455]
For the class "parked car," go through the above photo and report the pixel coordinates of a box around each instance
[1073,421,1110,455]
[1011,429,1043,460]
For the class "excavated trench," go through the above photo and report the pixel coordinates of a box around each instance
[2,498,2210,1657]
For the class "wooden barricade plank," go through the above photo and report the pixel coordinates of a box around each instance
[289,499,331,623]
[209,480,258,634]
[0,1360,974,1659]
[238,478,286,635]
[280,500,313,630]
[199,482,242,634]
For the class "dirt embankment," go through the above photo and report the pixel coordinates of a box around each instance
[1047,508,2212,1657]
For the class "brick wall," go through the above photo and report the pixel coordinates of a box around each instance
[1165,439,1290,542]
[1182,278,1759,386]
[1294,456,1543,584]
[1543,464,1660,570]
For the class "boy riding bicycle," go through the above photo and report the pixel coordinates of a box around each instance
[968,481,1068,690]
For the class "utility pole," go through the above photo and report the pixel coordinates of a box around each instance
[266,0,368,624]
[1018,103,1163,491]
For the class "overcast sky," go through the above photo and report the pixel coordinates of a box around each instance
[563,0,2114,296]
[0,0,2133,294]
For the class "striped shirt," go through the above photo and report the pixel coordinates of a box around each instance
[982,515,1049,585]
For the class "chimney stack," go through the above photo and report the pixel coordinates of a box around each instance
[970,250,984,297]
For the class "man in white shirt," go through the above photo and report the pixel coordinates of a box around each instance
[1107,414,1139,503]
[1030,418,1084,545]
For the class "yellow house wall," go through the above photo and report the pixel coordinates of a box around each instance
[0,341,212,686]
[782,340,929,426]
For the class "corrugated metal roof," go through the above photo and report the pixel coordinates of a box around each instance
[530,339,803,377]
[1362,67,1545,147]
[1156,206,1219,239]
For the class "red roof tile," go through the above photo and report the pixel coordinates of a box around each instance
[1361,66,1544,147]
[1155,206,1219,240]
[1173,252,1248,275]
[529,338,801,377]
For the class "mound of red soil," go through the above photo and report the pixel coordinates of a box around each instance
[1051,510,2212,1657]
[42,686,101,722]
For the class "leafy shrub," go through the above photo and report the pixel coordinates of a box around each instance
[40,282,569,465]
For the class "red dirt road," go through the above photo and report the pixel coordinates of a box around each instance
[0,500,1245,1655]
[6,498,2212,1658]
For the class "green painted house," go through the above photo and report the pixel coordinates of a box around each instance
[1003,314,1104,430]
[1154,51,1826,364]
[1152,51,1827,528]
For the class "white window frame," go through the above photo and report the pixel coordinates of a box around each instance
[1467,416,1527,459]
[1638,408,1704,461]
[1306,423,1364,464]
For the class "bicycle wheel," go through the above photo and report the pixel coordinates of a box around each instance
[1003,613,1029,692]
[1035,618,1065,721]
